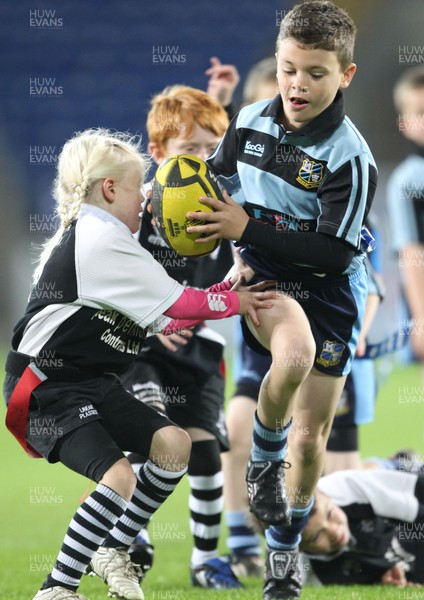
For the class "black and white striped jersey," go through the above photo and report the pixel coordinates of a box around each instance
[12,204,184,373]
[207,91,377,275]
[307,470,424,584]
[318,469,421,523]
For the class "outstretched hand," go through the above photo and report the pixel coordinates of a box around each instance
[381,563,421,588]
[157,329,194,352]
[186,190,249,242]
[233,279,279,327]
[231,247,255,284]
[205,56,240,107]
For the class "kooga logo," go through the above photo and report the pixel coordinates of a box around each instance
[244,140,265,157]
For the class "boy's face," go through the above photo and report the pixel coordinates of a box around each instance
[300,492,350,555]
[276,39,356,131]
[399,87,424,147]
[150,123,222,163]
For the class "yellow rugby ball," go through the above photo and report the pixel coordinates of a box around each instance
[151,154,223,257]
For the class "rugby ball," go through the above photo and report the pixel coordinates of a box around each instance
[151,154,223,257]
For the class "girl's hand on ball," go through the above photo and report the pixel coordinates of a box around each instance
[186,190,249,241]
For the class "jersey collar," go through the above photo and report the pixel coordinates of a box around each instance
[261,90,345,146]
[78,203,130,231]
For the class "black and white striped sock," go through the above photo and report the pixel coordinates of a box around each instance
[42,483,127,590]
[188,440,223,568]
[103,459,187,548]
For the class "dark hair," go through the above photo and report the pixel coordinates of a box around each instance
[276,1,357,70]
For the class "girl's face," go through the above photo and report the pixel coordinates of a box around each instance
[107,165,144,233]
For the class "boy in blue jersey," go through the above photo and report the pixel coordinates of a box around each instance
[186,2,377,597]
[387,65,424,367]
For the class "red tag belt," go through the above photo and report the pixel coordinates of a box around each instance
[5,363,47,458]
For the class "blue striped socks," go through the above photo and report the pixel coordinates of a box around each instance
[226,511,262,557]
[266,498,315,550]
[251,411,291,462]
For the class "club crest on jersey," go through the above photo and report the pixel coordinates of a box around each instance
[316,340,345,368]
[296,159,324,189]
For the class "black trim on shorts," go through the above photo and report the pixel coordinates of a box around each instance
[232,380,262,402]
[241,317,270,356]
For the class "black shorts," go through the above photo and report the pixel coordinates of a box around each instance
[121,334,229,451]
[233,338,271,400]
[241,264,368,377]
[3,372,173,481]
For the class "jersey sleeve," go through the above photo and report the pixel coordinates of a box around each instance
[76,223,184,328]
[317,155,378,248]
[318,470,419,522]
[240,220,355,273]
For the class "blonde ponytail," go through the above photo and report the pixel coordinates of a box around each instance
[33,128,148,284]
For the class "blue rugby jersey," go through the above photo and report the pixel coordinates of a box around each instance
[387,147,424,252]
[207,91,377,276]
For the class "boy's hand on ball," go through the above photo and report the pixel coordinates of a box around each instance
[152,155,223,256]
[186,190,249,241]
[233,279,279,327]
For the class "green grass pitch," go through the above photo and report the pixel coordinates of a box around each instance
[0,355,423,599]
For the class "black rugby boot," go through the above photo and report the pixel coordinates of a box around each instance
[246,460,292,526]
[263,546,302,599]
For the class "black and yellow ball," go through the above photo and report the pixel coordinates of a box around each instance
[151,154,223,257]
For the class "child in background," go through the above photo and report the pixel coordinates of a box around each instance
[242,57,278,106]
[300,469,424,586]
[386,65,424,372]
[121,85,242,589]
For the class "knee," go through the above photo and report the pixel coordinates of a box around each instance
[101,457,137,501]
[150,425,191,471]
[271,327,315,388]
